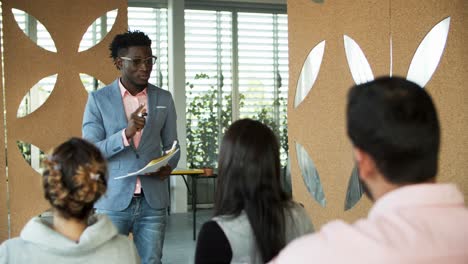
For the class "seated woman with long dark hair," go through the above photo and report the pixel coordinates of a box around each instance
[0,138,139,263]
[195,119,313,264]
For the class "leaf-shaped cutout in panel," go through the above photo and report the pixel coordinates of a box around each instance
[12,8,57,52]
[17,74,57,118]
[296,142,326,207]
[281,157,293,196]
[344,165,364,210]
[344,35,374,85]
[17,140,47,175]
[294,40,325,108]
[407,17,451,88]
[78,9,118,52]
[80,73,107,92]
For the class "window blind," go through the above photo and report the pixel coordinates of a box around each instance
[185,9,289,167]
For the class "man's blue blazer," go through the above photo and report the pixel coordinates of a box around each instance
[82,79,180,211]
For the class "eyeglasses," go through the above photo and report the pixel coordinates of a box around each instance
[120,56,157,67]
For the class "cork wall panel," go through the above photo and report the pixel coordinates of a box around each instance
[391,0,468,201]
[287,0,389,228]
[0,38,7,242]
[2,0,127,237]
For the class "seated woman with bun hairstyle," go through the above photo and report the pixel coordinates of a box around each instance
[0,137,140,263]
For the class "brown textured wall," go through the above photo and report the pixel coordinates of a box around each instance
[0,36,7,242]
[288,0,468,228]
[391,0,468,202]
[1,0,127,238]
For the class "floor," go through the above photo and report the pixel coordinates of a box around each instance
[162,209,213,264]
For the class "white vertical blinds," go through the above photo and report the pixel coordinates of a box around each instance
[185,10,233,168]
[185,9,289,167]
[238,12,289,163]
[128,7,169,89]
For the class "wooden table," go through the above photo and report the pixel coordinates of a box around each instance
[170,169,217,240]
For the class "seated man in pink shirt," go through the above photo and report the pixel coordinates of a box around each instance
[271,76,468,264]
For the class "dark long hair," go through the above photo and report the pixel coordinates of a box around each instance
[214,118,291,262]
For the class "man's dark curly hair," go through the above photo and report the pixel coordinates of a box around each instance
[109,30,151,59]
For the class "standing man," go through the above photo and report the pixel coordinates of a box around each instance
[82,30,179,264]
[270,77,468,263]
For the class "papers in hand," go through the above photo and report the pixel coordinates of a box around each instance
[114,141,179,179]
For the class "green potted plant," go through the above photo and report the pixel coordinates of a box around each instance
[186,73,230,173]
[187,73,288,165]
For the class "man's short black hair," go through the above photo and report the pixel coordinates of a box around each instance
[346,76,440,184]
[109,30,151,59]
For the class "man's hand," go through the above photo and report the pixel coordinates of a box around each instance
[145,165,172,180]
[125,104,147,139]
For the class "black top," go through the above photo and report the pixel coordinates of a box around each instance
[194,220,232,264]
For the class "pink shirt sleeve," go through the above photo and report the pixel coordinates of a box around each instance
[121,129,130,147]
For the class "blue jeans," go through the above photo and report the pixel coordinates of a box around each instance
[96,196,167,264]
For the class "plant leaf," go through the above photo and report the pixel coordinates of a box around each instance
[17,74,57,118]
[78,9,118,52]
[343,35,374,85]
[16,140,47,175]
[294,40,326,108]
[296,142,326,207]
[282,157,293,195]
[406,17,451,88]
[344,165,364,210]
[12,8,57,52]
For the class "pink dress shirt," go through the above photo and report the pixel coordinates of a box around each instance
[271,183,468,264]
[119,79,147,194]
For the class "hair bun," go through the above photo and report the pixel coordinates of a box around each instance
[42,138,107,220]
